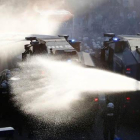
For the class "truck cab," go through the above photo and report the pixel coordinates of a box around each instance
[101,33,140,80]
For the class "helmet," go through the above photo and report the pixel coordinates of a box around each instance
[107,103,114,109]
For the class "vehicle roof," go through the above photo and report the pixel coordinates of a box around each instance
[118,35,140,51]
[44,38,66,42]
[118,35,140,40]
[44,38,75,51]
[31,34,64,40]
[25,35,75,52]
[46,41,74,51]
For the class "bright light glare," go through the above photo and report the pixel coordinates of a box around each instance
[71,39,75,42]
[113,37,119,41]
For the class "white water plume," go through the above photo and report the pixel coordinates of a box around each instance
[10,56,140,124]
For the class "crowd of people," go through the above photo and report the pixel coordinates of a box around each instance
[61,0,140,51]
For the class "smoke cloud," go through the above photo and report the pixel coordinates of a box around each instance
[0,0,105,34]
[0,0,65,34]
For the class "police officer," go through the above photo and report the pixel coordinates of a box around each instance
[102,102,116,140]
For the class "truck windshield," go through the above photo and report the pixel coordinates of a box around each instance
[114,41,128,53]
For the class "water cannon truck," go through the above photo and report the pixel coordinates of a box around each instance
[100,33,140,123]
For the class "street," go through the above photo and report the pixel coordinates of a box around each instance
[0,96,139,140]
[0,0,140,139]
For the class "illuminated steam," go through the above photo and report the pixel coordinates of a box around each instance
[0,0,105,34]
[10,56,140,124]
[0,0,65,34]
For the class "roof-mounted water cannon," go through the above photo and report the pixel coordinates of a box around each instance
[104,33,116,41]
[25,37,39,46]
[58,35,69,40]
[22,36,47,61]
[104,33,120,42]
[102,33,116,61]
[25,37,37,42]
[104,33,115,37]
[22,44,33,61]
[103,33,114,48]
[25,37,46,45]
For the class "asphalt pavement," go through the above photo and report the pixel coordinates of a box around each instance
[0,99,140,140]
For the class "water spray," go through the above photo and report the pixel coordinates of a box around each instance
[10,56,140,125]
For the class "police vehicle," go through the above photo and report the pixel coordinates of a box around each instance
[22,35,79,61]
[101,33,140,123]
[101,33,140,80]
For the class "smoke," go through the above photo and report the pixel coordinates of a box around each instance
[0,0,105,34]
[10,56,140,125]
[0,0,66,34]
